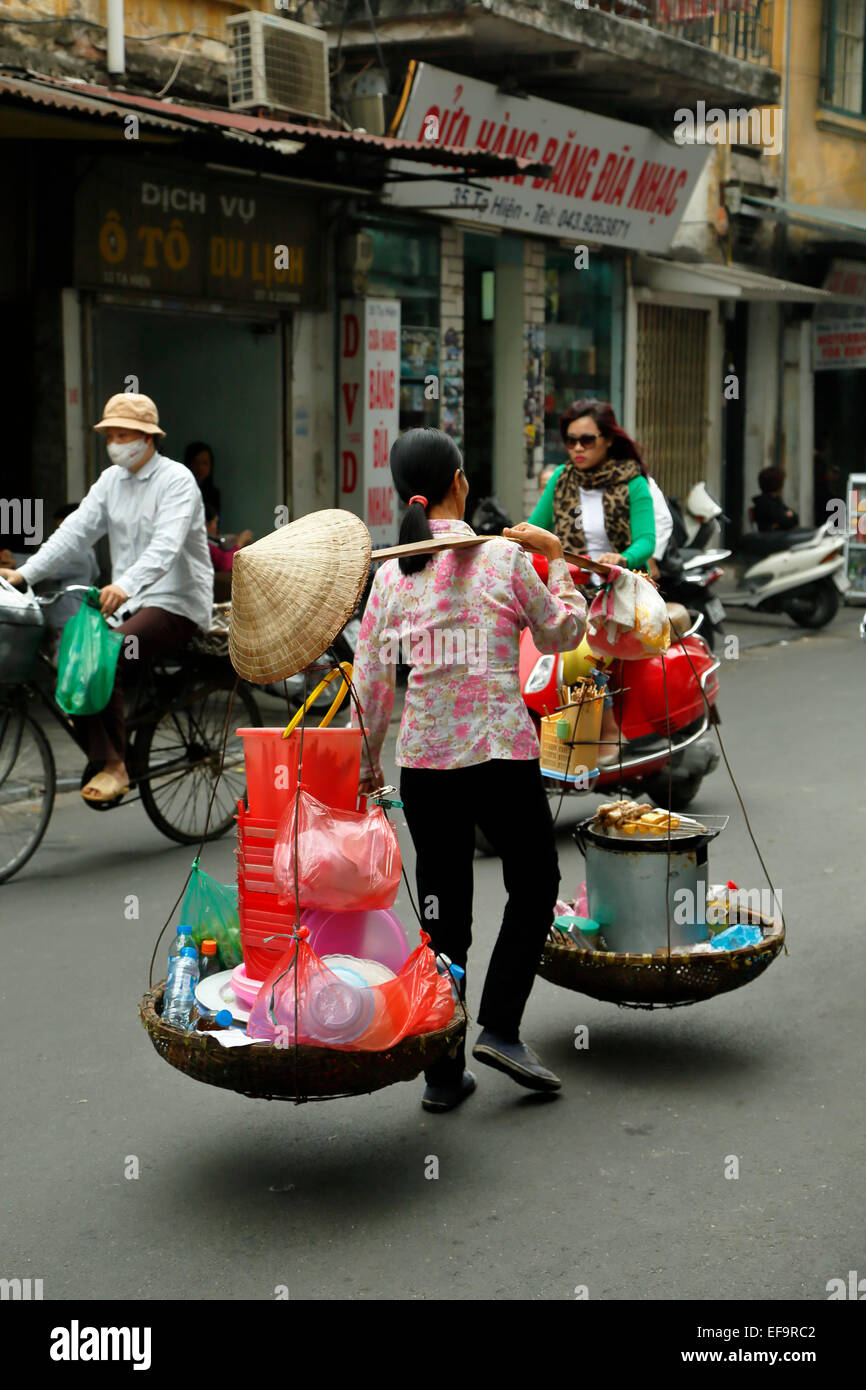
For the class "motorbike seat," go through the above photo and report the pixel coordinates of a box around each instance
[738,528,816,557]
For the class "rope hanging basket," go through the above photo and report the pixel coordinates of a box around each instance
[140,983,467,1102]
[537,910,785,1010]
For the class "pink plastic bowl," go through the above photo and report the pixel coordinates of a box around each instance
[231,963,264,1007]
[300,907,410,974]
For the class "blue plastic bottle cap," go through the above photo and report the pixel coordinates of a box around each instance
[450,965,465,981]
[215,1009,233,1027]
[179,946,198,958]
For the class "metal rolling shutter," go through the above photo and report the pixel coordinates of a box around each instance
[635,303,709,498]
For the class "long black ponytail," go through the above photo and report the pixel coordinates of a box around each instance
[390,428,464,575]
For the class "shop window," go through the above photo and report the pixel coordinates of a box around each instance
[363,219,441,435]
[543,249,623,470]
[822,0,866,117]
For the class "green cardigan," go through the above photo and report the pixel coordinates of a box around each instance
[529,465,656,569]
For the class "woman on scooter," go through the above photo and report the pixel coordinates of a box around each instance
[527,400,655,763]
[351,427,586,1112]
[529,399,655,571]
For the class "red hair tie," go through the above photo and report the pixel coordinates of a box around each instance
[408,495,428,508]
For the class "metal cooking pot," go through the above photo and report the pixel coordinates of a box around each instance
[574,815,727,954]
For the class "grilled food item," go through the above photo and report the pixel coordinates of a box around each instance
[593,800,681,836]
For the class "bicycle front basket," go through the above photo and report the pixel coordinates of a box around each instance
[0,584,44,684]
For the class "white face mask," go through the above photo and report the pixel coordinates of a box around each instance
[107,437,151,469]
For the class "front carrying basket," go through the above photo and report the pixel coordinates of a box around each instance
[537,910,785,1009]
[140,982,466,1101]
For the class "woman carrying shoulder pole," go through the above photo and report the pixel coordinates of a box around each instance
[350,428,586,1113]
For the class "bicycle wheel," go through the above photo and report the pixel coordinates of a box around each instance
[0,707,56,883]
[134,675,261,845]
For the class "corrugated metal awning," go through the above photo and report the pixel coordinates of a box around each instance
[632,255,833,303]
[0,73,190,133]
[0,71,551,177]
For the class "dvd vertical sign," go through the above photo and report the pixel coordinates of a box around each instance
[338,298,400,545]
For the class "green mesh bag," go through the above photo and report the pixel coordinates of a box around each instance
[179,859,242,970]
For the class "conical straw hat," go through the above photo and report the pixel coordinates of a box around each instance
[229,509,372,683]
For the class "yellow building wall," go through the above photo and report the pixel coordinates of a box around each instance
[772,0,866,218]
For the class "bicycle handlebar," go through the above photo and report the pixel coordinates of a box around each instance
[0,576,95,607]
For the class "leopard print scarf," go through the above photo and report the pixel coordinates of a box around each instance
[553,456,641,556]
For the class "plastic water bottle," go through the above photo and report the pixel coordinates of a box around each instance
[163,947,200,1029]
[167,924,195,976]
[437,955,465,1002]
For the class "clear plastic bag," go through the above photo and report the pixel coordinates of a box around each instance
[273,789,402,912]
[246,928,455,1051]
[586,567,671,661]
[55,587,123,716]
[179,860,243,969]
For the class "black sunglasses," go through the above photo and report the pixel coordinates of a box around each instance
[565,432,602,448]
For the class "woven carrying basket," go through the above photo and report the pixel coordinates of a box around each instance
[539,697,603,778]
[537,910,785,1008]
[140,983,467,1101]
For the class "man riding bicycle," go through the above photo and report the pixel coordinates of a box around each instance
[0,393,213,804]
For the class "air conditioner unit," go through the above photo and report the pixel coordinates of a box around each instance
[226,12,330,121]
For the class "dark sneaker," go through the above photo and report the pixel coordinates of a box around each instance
[421,1070,477,1113]
[472,1030,562,1092]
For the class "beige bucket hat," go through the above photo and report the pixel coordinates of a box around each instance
[229,509,372,683]
[93,393,166,436]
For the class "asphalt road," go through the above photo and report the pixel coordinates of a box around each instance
[2,607,864,1302]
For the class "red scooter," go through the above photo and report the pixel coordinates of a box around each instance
[521,555,721,812]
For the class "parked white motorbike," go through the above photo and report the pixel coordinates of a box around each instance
[720,520,848,629]
[679,481,725,552]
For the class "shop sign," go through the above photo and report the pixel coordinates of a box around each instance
[74,159,321,306]
[814,319,866,370]
[338,299,401,546]
[823,259,866,303]
[385,63,708,253]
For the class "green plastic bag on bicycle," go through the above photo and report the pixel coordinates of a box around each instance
[180,859,243,970]
[55,587,123,717]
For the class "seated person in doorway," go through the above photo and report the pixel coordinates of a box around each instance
[753,467,799,532]
[206,503,253,601]
[205,503,253,572]
[0,394,213,803]
[185,440,221,515]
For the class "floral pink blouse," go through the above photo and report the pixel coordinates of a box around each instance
[351,519,586,776]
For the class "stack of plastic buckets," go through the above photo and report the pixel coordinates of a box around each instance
[235,726,364,980]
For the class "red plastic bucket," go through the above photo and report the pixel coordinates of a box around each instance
[236,728,364,819]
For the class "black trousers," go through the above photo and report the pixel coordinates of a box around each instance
[400,758,560,1086]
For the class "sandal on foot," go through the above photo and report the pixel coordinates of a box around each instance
[81,771,130,803]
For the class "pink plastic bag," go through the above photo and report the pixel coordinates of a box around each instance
[246,928,456,1051]
[586,566,671,661]
[273,789,402,911]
